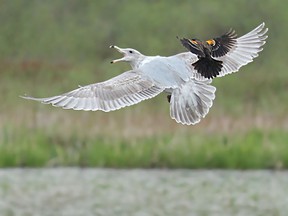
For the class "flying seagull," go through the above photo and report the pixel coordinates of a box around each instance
[22,23,268,125]
[179,22,268,78]
[22,47,216,125]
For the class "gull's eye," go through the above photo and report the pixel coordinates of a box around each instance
[129,50,133,54]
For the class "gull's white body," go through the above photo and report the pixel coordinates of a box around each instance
[22,23,268,125]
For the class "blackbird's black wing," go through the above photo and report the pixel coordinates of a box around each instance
[210,29,237,57]
[179,38,205,57]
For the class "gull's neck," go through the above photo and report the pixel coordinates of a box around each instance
[130,55,160,70]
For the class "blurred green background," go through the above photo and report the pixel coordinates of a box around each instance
[0,0,287,168]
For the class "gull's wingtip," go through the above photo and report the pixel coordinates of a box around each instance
[260,22,269,37]
[20,94,41,101]
[260,22,268,30]
[20,94,28,99]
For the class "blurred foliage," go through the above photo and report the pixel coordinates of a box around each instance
[1,126,288,169]
[0,0,287,168]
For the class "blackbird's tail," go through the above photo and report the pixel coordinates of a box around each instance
[192,58,223,79]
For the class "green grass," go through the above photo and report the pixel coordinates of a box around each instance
[1,126,287,169]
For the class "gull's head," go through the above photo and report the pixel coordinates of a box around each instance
[110,45,143,65]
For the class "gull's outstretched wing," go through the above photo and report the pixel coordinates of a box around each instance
[213,22,268,77]
[22,70,165,112]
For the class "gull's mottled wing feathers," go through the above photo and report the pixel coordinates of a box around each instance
[215,22,268,77]
[21,70,165,112]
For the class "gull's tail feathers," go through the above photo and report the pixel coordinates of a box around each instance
[170,80,216,125]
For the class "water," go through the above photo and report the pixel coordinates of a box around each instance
[0,168,287,216]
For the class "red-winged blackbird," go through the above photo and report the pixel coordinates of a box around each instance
[179,24,267,79]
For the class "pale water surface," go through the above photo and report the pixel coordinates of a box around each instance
[0,169,287,216]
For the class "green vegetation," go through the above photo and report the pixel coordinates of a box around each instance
[0,0,287,168]
[1,127,288,169]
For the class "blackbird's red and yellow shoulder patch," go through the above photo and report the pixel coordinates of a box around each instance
[206,39,215,46]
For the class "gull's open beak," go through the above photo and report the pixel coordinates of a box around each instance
[110,45,126,64]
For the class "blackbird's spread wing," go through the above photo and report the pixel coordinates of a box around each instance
[179,38,205,57]
[210,29,237,57]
